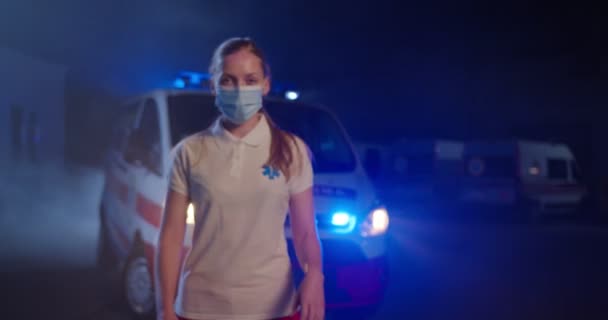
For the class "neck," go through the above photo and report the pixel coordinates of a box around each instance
[223,113,262,138]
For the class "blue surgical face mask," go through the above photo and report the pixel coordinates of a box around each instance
[215,86,264,124]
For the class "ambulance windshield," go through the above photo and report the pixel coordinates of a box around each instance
[168,94,219,145]
[168,93,357,173]
[265,100,357,173]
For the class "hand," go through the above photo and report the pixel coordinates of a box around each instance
[298,269,325,320]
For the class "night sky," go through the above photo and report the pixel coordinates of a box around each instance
[1,0,606,141]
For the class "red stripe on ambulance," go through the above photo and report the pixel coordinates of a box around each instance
[136,194,163,228]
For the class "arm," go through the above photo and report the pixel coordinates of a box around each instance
[289,187,323,276]
[287,137,324,320]
[289,187,324,320]
[155,190,189,319]
[155,143,190,319]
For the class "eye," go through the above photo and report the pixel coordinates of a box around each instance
[246,76,260,85]
[219,76,234,87]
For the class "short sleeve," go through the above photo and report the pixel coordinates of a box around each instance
[169,142,189,196]
[287,137,314,195]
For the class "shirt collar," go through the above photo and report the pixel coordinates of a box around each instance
[210,114,271,147]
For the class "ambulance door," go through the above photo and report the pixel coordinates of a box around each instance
[106,100,144,257]
[128,98,167,248]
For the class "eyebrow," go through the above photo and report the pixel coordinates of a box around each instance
[221,72,262,78]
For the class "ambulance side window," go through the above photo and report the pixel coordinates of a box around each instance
[138,99,162,175]
[125,99,162,175]
[113,102,140,153]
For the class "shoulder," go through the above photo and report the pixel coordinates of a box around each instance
[286,133,312,162]
[171,129,214,159]
[277,129,304,148]
[181,129,216,147]
[279,130,305,151]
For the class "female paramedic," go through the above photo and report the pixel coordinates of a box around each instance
[155,37,325,320]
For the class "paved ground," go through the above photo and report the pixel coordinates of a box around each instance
[1,163,607,320]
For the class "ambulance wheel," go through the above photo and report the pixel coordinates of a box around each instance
[123,240,155,319]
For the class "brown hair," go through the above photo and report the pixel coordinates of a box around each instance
[209,37,302,180]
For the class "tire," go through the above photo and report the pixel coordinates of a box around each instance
[122,240,156,320]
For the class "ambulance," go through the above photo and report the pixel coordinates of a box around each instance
[97,73,390,318]
[459,140,587,217]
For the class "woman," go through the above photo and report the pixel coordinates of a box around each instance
[155,37,325,320]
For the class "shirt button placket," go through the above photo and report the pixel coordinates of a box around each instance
[236,143,244,174]
[230,143,239,177]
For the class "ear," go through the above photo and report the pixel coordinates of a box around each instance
[262,76,271,96]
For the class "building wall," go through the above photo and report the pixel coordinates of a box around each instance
[0,48,67,165]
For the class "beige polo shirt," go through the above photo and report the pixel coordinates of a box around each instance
[169,114,313,320]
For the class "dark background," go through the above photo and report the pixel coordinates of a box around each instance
[2,1,608,320]
[1,0,605,140]
[2,0,599,198]
[1,0,606,201]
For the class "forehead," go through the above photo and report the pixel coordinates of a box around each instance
[221,49,264,75]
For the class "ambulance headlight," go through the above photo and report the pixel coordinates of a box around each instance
[186,203,195,225]
[361,207,389,237]
[529,164,540,176]
[285,90,299,100]
[528,160,541,176]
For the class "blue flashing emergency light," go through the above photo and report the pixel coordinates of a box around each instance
[331,212,352,226]
[173,78,186,89]
[174,71,212,89]
[190,73,201,85]
[330,211,357,234]
[172,71,300,100]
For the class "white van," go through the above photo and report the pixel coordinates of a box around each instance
[459,140,587,216]
[98,88,390,318]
